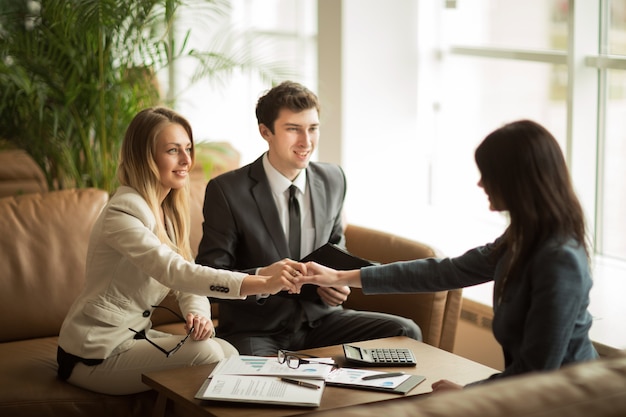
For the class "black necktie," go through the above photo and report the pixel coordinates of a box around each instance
[288,185,301,260]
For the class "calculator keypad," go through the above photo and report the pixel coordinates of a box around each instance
[369,348,415,365]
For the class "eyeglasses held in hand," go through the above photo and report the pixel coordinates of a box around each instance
[129,305,193,358]
[277,349,332,369]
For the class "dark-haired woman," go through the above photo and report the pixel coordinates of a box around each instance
[302,119,598,392]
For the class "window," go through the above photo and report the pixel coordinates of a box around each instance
[162,0,317,165]
[170,0,626,264]
[407,0,626,263]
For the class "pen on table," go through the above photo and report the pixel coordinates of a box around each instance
[361,372,405,381]
[280,377,321,390]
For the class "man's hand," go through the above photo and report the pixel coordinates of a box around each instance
[317,285,350,306]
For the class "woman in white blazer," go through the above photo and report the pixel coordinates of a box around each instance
[57,107,304,395]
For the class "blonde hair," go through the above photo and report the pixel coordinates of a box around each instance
[117,107,195,260]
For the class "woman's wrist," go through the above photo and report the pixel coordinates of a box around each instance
[338,269,362,288]
[240,275,263,297]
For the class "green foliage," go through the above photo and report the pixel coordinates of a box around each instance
[0,0,291,192]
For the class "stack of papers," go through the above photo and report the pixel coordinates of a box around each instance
[195,355,336,407]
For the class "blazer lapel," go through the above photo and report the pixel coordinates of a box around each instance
[249,158,291,258]
[307,167,327,249]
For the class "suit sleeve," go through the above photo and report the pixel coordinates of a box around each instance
[175,291,213,319]
[196,178,257,272]
[361,241,498,294]
[102,194,247,298]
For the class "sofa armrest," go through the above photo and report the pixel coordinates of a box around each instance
[343,224,462,352]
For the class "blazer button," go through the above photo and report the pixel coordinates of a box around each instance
[142,310,150,317]
[224,288,229,293]
[210,285,216,291]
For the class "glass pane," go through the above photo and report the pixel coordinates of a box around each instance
[609,0,626,55]
[241,0,317,35]
[436,55,568,207]
[445,0,568,51]
[600,69,626,259]
[168,0,317,164]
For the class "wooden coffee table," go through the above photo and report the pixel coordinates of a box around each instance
[142,336,497,417]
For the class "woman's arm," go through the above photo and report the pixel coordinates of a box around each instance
[302,262,363,287]
[303,240,499,294]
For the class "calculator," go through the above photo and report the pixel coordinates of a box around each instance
[342,344,417,367]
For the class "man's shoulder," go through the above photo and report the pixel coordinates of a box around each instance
[308,161,344,179]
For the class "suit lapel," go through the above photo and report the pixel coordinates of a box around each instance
[249,158,291,258]
[307,166,327,249]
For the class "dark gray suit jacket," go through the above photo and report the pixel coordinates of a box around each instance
[196,155,347,337]
[360,235,598,384]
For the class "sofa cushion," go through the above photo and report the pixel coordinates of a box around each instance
[0,336,156,417]
[0,188,108,342]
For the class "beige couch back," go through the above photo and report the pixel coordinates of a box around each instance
[344,224,462,352]
[0,188,108,342]
[301,352,626,417]
[0,149,48,198]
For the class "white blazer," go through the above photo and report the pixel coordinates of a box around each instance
[58,186,247,359]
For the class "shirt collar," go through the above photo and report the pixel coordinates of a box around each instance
[262,152,307,194]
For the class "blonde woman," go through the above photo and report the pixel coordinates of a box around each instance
[57,107,302,395]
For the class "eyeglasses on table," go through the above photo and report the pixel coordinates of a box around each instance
[129,305,194,358]
[277,349,335,369]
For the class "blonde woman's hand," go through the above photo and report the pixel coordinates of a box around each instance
[185,313,215,341]
[240,261,306,297]
[258,259,306,278]
[263,261,306,294]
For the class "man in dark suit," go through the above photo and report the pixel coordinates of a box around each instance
[196,81,421,355]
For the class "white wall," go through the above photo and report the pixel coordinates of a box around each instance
[317,0,427,229]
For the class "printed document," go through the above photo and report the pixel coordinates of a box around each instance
[195,355,334,407]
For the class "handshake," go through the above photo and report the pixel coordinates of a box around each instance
[257,259,362,307]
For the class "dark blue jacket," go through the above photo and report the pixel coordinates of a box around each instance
[360,235,598,384]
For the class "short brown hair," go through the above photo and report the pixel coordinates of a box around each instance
[255,81,320,133]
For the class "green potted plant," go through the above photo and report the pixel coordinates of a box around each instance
[0,0,289,193]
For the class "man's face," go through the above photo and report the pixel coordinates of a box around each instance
[260,107,320,181]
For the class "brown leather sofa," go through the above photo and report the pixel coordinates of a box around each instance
[0,182,461,416]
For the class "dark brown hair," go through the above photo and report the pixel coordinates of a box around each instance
[255,81,320,133]
[475,120,588,292]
